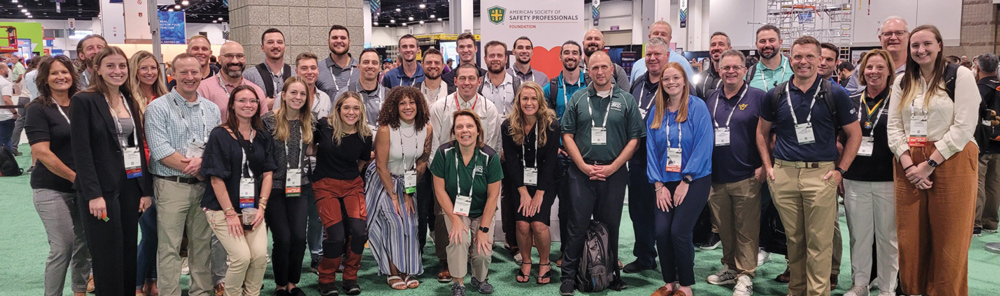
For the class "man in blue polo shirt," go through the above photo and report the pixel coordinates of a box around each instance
[559,51,645,295]
[704,49,767,296]
[544,41,587,120]
[628,21,696,83]
[382,34,425,88]
[756,36,861,296]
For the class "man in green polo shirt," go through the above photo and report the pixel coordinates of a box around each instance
[558,51,646,295]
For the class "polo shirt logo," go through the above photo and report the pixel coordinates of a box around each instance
[739,103,748,111]
[610,101,623,112]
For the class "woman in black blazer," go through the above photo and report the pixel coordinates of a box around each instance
[70,46,152,296]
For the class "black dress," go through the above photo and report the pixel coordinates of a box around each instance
[501,119,561,224]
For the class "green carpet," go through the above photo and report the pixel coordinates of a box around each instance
[2,143,999,295]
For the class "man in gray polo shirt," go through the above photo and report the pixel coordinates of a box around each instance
[243,28,294,110]
[316,25,360,104]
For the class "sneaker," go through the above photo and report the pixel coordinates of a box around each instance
[309,259,319,274]
[318,283,339,296]
[707,267,738,285]
[622,261,656,273]
[985,228,998,234]
[13,149,21,156]
[876,291,895,296]
[181,258,190,275]
[757,249,771,266]
[843,285,870,296]
[470,277,493,294]
[343,280,361,295]
[699,233,722,250]
[514,253,523,265]
[733,275,753,296]
[974,227,983,237]
[559,280,575,296]
[451,283,466,296]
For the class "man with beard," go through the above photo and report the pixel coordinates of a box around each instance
[506,36,549,85]
[543,41,588,120]
[317,25,360,102]
[415,48,448,105]
[336,49,385,131]
[694,32,733,99]
[412,48,447,274]
[846,16,909,95]
[197,41,268,119]
[481,41,522,116]
[747,25,793,92]
[582,29,630,91]
[244,28,293,110]
[382,34,425,88]
[837,62,854,88]
[629,21,695,83]
[442,33,487,93]
[168,35,220,91]
[818,43,846,89]
[75,34,107,87]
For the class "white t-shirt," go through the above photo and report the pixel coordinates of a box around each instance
[0,76,14,121]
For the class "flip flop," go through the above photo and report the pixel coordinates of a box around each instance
[537,261,553,285]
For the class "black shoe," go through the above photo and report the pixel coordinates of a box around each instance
[12,149,21,156]
[699,233,722,250]
[318,283,339,296]
[622,261,656,273]
[310,259,320,274]
[289,288,306,296]
[273,289,291,296]
[560,280,575,296]
[470,277,493,294]
[974,227,983,237]
[343,280,361,295]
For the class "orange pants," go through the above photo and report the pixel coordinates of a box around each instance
[312,177,368,285]
[894,142,977,296]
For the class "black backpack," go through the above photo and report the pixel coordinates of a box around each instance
[256,63,293,98]
[575,221,616,292]
[0,146,22,177]
[768,78,840,132]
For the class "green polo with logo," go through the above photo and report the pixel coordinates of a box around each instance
[430,141,504,218]
[561,85,647,162]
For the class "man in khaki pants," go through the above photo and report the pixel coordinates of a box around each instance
[755,36,862,296]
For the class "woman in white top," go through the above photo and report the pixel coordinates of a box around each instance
[886,24,980,296]
[366,86,434,290]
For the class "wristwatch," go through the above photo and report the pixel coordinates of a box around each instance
[927,159,940,168]
[479,226,490,233]
[681,175,694,184]
[835,167,847,175]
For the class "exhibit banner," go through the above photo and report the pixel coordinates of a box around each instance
[158,11,186,44]
[480,0,585,79]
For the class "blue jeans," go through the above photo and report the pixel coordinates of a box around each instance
[136,199,158,289]
[0,118,14,151]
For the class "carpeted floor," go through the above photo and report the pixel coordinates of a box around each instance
[2,143,999,296]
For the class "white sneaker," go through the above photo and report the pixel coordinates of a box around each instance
[707,267,738,285]
[876,291,895,296]
[843,285,870,296]
[181,257,190,275]
[732,275,753,296]
[757,249,770,266]
[514,253,523,265]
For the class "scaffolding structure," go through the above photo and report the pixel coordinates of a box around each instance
[767,0,854,61]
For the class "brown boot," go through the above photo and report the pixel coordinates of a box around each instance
[774,267,791,283]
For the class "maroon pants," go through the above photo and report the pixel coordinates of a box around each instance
[313,177,368,284]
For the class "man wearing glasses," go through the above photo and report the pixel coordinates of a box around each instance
[846,16,909,95]
[197,41,269,118]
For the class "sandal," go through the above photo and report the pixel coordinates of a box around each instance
[403,274,420,289]
[515,263,531,283]
[436,268,451,283]
[537,261,553,285]
[387,275,407,290]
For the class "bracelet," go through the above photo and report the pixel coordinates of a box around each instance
[224,210,238,217]
[654,186,663,192]
[903,164,916,172]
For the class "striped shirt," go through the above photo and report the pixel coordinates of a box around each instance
[145,90,222,177]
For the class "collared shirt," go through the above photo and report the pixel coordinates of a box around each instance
[760,77,857,162]
[748,55,793,92]
[543,72,587,119]
[428,92,502,161]
[844,87,893,182]
[336,79,386,130]
[629,53,697,83]
[381,63,425,88]
[630,72,659,122]
[646,95,714,182]
[0,76,13,120]
[429,142,503,219]
[442,64,487,93]
[887,66,981,160]
[418,80,448,106]
[561,85,646,162]
[316,55,359,98]
[480,73,518,116]
[10,62,25,82]
[507,66,549,86]
[24,69,38,99]
[196,75,269,119]
[144,90,223,177]
[707,83,766,183]
[243,62,295,98]
[581,61,631,92]
[79,70,92,89]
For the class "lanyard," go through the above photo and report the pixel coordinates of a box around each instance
[483,77,510,112]
[52,97,70,124]
[172,96,209,142]
[399,125,419,170]
[454,93,480,111]
[638,83,656,112]
[522,123,538,169]
[784,81,821,125]
[455,149,478,196]
[758,59,787,92]
[560,74,583,108]
[330,66,354,92]
[663,111,682,149]
[712,85,749,128]
[286,136,303,170]
[421,82,443,103]
[108,94,137,147]
[587,94,614,128]
[239,129,256,178]
[217,75,239,98]
[858,90,887,131]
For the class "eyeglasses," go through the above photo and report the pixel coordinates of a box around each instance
[880,30,909,38]
[235,99,259,105]
[720,65,745,72]
[222,53,246,60]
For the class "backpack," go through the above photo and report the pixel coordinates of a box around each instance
[0,146,22,177]
[256,63,293,98]
[575,221,616,292]
[768,78,840,131]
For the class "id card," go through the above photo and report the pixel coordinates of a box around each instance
[639,108,648,120]
[591,127,607,145]
[453,195,473,216]
[795,123,816,144]
[239,178,255,208]
[404,170,418,194]
[858,136,875,157]
[909,114,928,147]
[123,147,143,179]
[665,148,682,172]
[186,141,206,158]
[285,168,302,197]
[523,167,538,186]
[714,127,731,146]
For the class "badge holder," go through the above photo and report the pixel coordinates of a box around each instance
[795,123,816,144]
[124,147,143,179]
[285,169,302,197]
[524,167,538,186]
[909,114,928,147]
[592,127,608,145]
[454,195,472,216]
[714,127,731,146]
[665,148,683,172]
[858,136,875,157]
[404,170,418,194]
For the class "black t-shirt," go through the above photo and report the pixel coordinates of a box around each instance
[201,126,278,211]
[978,77,1000,154]
[844,87,893,182]
[24,101,75,192]
[313,119,373,180]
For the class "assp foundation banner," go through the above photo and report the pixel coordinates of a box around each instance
[480,0,585,80]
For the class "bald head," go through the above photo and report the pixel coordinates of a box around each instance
[219,41,247,78]
[583,29,606,57]
[588,51,614,90]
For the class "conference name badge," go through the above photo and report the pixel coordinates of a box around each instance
[665,148,683,172]
[404,170,418,194]
[454,195,473,216]
[123,147,143,179]
[239,178,255,208]
[592,127,608,145]
[523,167,538,186]
[186,141,205,158]
[285,168,302,197]
[715,127,731,146]
[795,123,816,144]
[858,136,875,157]
[909,114,928,147]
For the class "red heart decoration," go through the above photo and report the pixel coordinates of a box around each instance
[530,46,564,81]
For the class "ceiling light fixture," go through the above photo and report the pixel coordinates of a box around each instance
[419,4,425,9]
[403,23,407,26]
[437,18,443,21]
[174,4,180,9]
[218,17,223,21]
[390,19,395,23]
[419,20,424,24]
[168,8,174,12]
[373,22,378,25]
[408,16,413,21]
[20,8,26,12]
[27,15,32,18]
[181,0,189,5]
[429,14,434,18]
[12,0,17,3]
[395,8,400,12]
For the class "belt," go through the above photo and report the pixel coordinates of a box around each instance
[583,158,614,165]
[154,175,203,184]
[774,159,832,169]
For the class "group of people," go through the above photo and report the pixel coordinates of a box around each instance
[19,14,986,296]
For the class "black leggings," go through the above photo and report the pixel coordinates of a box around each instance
[655,176,712,287]
[265,189,308,286]
[79,177,140,296]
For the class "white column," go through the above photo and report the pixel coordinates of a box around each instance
[450,0,474,33]
[363,2,373,48]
